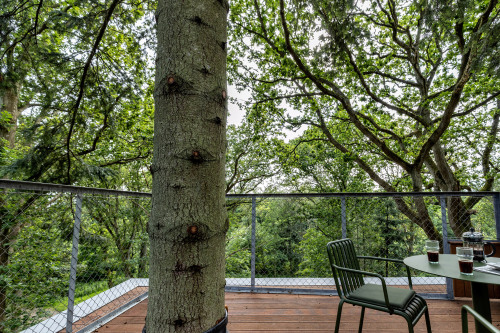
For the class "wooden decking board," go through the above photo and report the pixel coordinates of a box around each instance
[58,286,148,333]
[93,293,500,333]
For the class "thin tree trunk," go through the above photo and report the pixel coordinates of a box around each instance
[1,85,21,148]
[147,0,228,332]
[138,236,148,277]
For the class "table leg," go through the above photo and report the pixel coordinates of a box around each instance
[471,282,491,333]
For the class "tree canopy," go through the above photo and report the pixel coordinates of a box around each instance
[229,0,500,240]
[1,0,155,187]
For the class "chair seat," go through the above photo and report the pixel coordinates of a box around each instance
[348,284,416,309]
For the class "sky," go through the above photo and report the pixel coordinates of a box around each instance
[226,84,306,141]
[227,84,246,125]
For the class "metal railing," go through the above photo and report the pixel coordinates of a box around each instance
[225,192,499,299]
[0,180,497,332]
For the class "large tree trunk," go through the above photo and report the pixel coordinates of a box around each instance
[147,0,228,332]
[393,197,442,242]
[431,142,474,236]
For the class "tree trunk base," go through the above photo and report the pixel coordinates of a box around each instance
[203,309,229,333]
[142,310,229,333]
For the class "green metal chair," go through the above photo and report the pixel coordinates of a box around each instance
[326,238,431,333]
[462,305,500,332]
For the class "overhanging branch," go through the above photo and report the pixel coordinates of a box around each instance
[65,0,122,184]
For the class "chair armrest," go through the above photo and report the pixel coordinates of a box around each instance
[462,305,500,333]
[357,256,403,264]
[357,256,413,289]
[333,264,393,312]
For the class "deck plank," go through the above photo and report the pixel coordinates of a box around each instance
[93,293,500,332]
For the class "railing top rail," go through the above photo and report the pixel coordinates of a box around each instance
[226,191,499,199]
[0,180,498,198]
[0,180,151,198]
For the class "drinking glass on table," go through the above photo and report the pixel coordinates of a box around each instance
[457,247,474,275]
[425,240,440,264]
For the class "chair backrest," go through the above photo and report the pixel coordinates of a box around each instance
[326,238,365,299]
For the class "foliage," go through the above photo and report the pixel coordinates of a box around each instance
[6,208,71,332]
[226,206,252,277]
[229,0,500,241]
[1,1,156,325]
[226,122,282,195]
[1,0,155,186]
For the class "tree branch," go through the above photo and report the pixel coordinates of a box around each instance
[225,151,246,193]
[451,91,500,119]
[341,44,424,123]
[98,151,151,167]
[65,0,122,184]
[278,0,342,99]
[34,0,44,43]
[252,0,285,57]
[256,92,325,104]
[362,70,419,87]
[413,0,497,170]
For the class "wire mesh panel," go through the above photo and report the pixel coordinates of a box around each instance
[0,184,151,333]
[445,195,496,240]
[64,195,150,332]
[225,197,252,289]
[347,196,446,295]
[225,193,499,296]
[0,191,74,333]
[252,197,330,289]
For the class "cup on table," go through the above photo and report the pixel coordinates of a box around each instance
[457,247,474,275]
[425,240,440,264]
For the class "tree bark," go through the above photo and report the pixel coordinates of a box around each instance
[0,81,22,324]
[0,85,21,149]
[147,0,228,332]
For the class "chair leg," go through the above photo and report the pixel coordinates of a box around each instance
[407,321,414,333]
[424,308,432,333]
[398,312,414,333]
[358,306,365,333]
[335,300,344,333]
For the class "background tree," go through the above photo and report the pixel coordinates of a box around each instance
[226,122,280,195]
[0,0,155,325]
[147,0,229,332]
[229,0,500,242]
[1,0,155,184]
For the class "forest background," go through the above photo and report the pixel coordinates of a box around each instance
[0,0,499,331]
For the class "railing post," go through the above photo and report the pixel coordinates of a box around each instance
[440,196,454,300]
[341,196,347,239]
[66,195,83,333]
[494,193,500,241]
[250,196,256,291]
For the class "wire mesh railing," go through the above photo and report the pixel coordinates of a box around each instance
[0,181,150,333]
[224,193,500,298]
[0,180,498,332]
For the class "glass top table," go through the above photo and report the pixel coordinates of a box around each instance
[404,254,500,333]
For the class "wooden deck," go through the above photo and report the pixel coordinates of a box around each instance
[92,292,500,332]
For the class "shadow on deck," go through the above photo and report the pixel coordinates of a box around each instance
[92,292,500,333]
